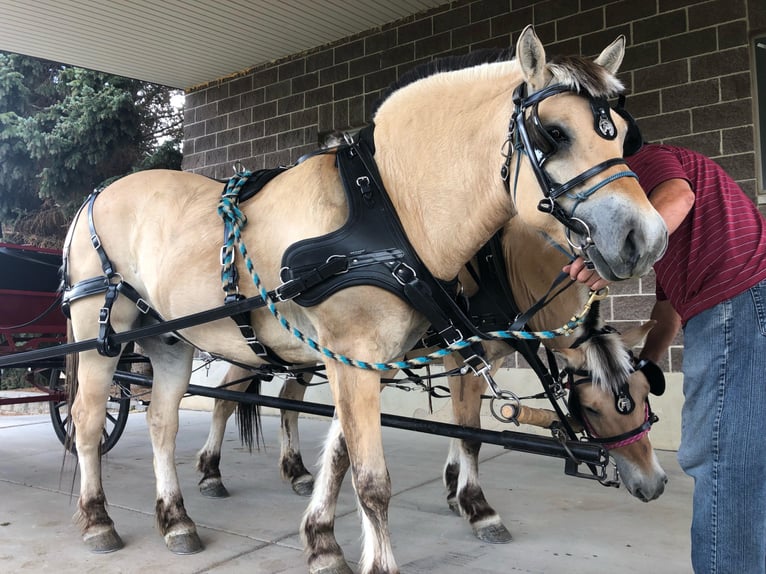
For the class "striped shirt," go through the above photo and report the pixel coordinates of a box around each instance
[626,144,766,324]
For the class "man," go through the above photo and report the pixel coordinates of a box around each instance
[566,141,766,574]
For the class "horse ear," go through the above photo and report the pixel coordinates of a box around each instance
[554,347,586,370]
[594,35,626,75]
[619,319,656,349]
[516,25,548,91]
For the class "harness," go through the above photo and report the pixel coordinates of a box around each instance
[62,75,659,461]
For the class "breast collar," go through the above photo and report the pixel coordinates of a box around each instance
[280,124,489,354]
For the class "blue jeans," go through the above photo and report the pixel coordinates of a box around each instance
[679,279,766,574]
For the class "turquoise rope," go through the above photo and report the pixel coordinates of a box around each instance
[217,174,588,371]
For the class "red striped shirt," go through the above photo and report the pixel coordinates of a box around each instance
[626,144,766,324]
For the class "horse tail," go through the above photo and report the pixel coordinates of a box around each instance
[235,375,263,452]
[63,319,79,453]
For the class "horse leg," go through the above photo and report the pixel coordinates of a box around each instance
[196,367,252,498]
[301,417,353,574]
[444,361,512,543]
[72,350,125,553]
[279,373,314,496]
[303,362,396,574]
[140,338,203,554]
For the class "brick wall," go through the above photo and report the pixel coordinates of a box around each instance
[182,0,765,372]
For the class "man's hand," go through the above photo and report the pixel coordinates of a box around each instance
[563,256,612,291]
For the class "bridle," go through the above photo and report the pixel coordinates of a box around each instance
[565,357,660,450]
[501,82,639,256]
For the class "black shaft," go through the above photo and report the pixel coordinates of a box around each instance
[113,371,607,465]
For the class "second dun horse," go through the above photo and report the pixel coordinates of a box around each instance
[63,25,667,574]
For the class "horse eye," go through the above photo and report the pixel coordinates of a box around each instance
[547,126,567,142]
[583,405,600,416]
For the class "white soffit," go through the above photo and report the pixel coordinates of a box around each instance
[0,0,446,90]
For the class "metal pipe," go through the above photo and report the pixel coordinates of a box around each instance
[113,371,607,465]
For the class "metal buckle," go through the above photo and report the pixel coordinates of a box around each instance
[393,263,416,285]
[438,323,463,345]
[135,298,151,314]
[273,281,293,302]
[98,307,110,324]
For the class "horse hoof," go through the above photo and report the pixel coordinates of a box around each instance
[84,528,124,553]
[473,522,512,544]
[291,476,314,497]
[447,499,460,516]
[311,563,354,574]
[165,531,204,554]
[199,480,230,499]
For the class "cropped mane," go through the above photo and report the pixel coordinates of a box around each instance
[578,301,632,392]
[546,54,624,98]
[372,48,513,116]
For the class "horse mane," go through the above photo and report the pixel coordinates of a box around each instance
[372,49,624,120]
[546,54,624,98]
[371,48,513,116]
[579,301,632,392]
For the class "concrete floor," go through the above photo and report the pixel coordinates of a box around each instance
[0,409,693,574]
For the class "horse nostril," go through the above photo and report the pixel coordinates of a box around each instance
[624,228,639,267]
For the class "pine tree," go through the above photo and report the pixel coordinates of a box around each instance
[0,53,183,245]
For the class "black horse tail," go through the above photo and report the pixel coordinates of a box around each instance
[236,375,264,452]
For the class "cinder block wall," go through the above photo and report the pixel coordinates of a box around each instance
[183,0,765,373]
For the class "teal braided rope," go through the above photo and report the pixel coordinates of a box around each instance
[217,181,593,371]
[219,172,252,292]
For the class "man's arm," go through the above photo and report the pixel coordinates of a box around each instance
[646,177,695,234]
[639,299,681,364]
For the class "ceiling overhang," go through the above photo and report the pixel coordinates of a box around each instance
[0,0,446,90]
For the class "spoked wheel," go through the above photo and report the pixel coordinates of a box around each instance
[48,369,132,455]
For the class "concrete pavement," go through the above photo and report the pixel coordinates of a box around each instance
[0,409,693,573]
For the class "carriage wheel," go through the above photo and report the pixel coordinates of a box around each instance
[48,369,132,455]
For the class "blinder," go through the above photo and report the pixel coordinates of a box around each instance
[637,358,666,396]
[613,94,644,157]
[589,97,617,140]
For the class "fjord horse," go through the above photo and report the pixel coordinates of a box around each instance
[63,25,666,573]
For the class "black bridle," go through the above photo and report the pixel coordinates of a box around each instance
[566,366,659,450]
[501,82,639,256]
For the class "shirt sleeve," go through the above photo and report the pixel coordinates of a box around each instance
[627,145,691,197]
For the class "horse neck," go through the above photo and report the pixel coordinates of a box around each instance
[502,219,588,350]
[371,62,519,280]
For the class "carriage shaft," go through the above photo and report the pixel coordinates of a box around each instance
[113,371,607,466]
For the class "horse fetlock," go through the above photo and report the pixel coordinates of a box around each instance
[302,514,343,567]
[155,495,195,536]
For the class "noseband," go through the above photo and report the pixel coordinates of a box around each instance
[502,83,638,255]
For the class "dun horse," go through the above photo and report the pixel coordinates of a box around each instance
[63,26,667,574]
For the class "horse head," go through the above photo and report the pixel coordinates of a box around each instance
[511,25,668,281]
[556,304,668,502]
